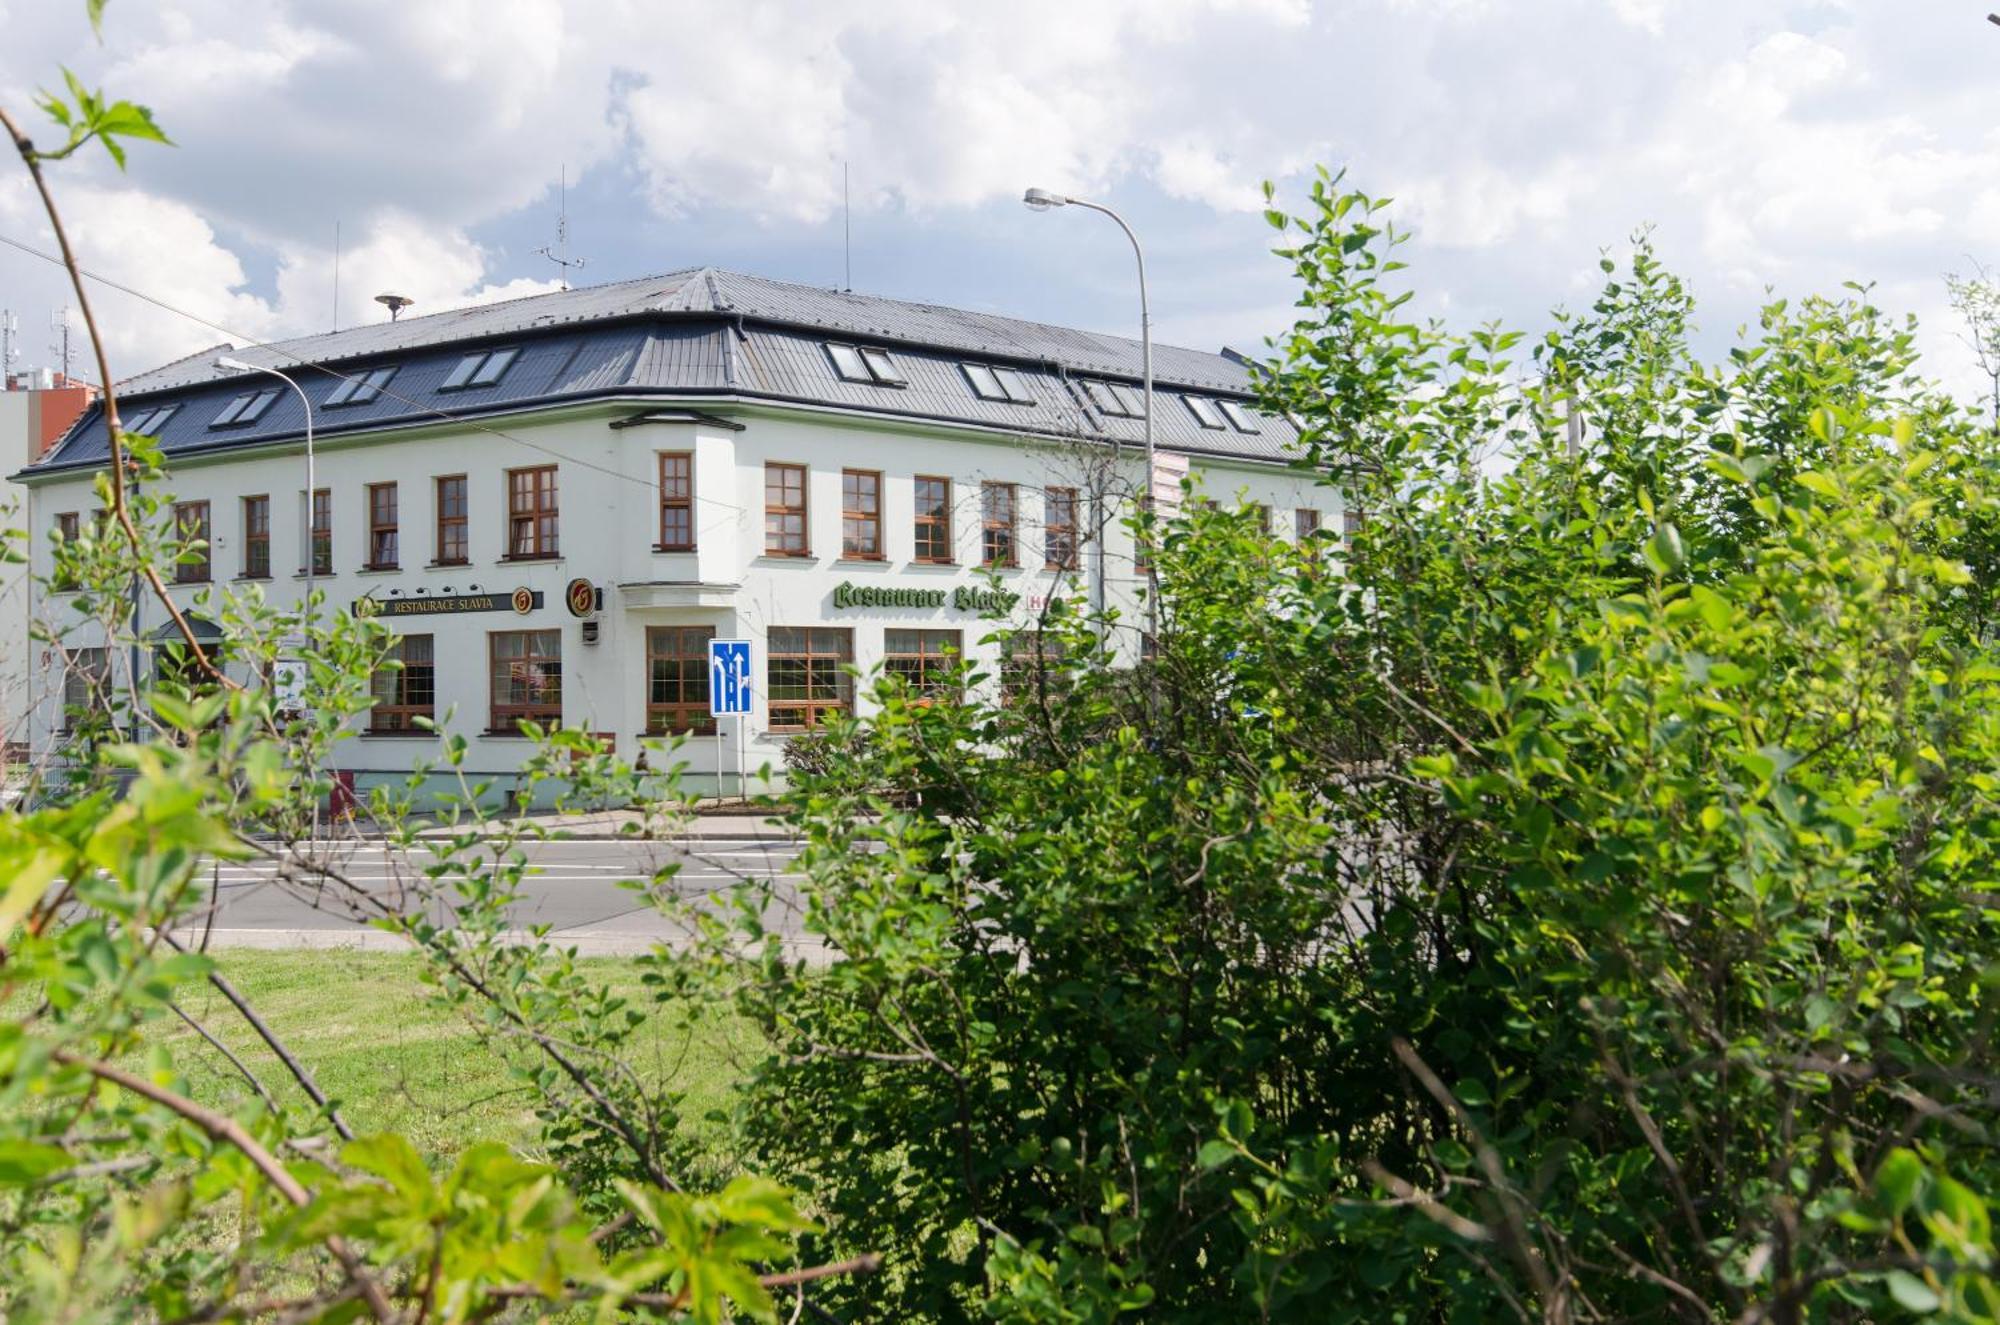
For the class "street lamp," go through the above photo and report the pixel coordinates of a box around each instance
[1022,187,1155,654]
[214,354,319,834]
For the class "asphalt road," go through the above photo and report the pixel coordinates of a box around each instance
[169,836,810,956]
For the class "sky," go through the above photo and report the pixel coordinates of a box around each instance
[1,0,1998,398]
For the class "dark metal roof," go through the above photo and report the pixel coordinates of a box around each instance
[27,267,1294,477]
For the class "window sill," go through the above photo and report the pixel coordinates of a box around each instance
[498,555,562,565]
[652,545,697,555]
[361,730,437,739]
[355,565,402,576]
[834,556,887,565]
[910,559,957,570]
[234,573,272,583]
[757,552,815,563]
[172,577,213,587]
[427,559,471,569]
[293,571,337,580]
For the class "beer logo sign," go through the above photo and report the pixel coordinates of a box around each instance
[512,587,535,615]
[565,577,596,618]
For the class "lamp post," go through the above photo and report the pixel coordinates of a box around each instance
[214,355,318,835]
[1022,188,1156,654]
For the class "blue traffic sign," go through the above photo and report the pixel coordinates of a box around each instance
[709,639,753,716]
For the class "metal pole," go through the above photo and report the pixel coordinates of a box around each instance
[1049,198,1154,656]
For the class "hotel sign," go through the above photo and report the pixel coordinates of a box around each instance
[355,588,543,618]
[831,581,1019,613]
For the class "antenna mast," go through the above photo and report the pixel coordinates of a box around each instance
[536,164,588,290]
[50,306,72,383]
[843,161,851,292]
[0,310,16,388]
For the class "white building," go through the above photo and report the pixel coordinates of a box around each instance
[13,268,1339,800]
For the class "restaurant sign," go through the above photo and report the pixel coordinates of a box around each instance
[355,587,542,618]
[831,581,1019,613]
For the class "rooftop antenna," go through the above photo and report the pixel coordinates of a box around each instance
[332,220,341,332]
[536,163,588,290]
[375,293,414,322]
[842,161,852,293]
[1,310,16,388]
[50,306,73,383]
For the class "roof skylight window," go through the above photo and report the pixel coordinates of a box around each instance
[992,368,1035,404]
[1216,399,1261,433]
[442,347,518,391]
[1183,395,1226,430]
[859,347,905,385]
[1084,380,1145,418]
[826,342,904,386]
[963,363,1008,401]
[210,389,281,428]
[122,404,178,435]
[324,366,397,407]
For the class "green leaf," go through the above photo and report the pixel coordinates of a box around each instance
[0,1140,72,1184]
[1874,1148,1926,1215]
[1642,523,1685,576]
[1885,1270,1940,1312]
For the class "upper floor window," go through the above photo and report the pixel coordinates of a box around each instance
[1183,396,1226,430]
[122,404,178,435]
[1045,486,1078,571]
[435,475,468,565]
[55,511,79,543]
[765,462,809,556]
[242,495,270,578]
[842,469,882,559]
[658,452,694,551]
[1343,507,1366,539]
[172,501,210,584]
[1082,380,1144,418]
[211,389,281,428]
[309,488,333,576]
[441,347,519,391]
[914,476,953,564]
[1295,508,1321,542]
[506,465,558,559]
[1248,503,1271,535]
[981,481,1017,568]
[325,366,398,407]
[367,482,400,569]
[1217,400,1260,433]
[826,343,905,386]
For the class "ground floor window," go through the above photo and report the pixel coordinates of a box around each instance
[647,625,717,734]
[370,633,435,733]
[1001,631,1068,705]
[883,628,963,699]
[490,629,562,733]
[767,626,852,731]
[61,646,110,730]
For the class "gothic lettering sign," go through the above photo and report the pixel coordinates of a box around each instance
[831,581,1019,613]
[354,588,543,618]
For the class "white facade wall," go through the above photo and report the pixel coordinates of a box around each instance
[21,399,1338,798]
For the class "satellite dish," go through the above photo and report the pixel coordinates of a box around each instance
[374,293,414,321]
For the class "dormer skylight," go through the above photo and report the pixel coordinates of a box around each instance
[1083,380,1144,418]
[962,363,1035,404]
[826,342,905,386]
[324,365,398,407]
[1183,395,1226,430]
[992,367,1034,403]
[1216,400,1261,433]
[121,404,178,435]
[210,389,281,428]
[441,347,518,391]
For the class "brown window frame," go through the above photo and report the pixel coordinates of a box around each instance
[506,465,559,561]
[981,481,1017,568]
[55,511,79,542]
[657,452,694,551]
[766,626,852,731]
[913,475,953,564]
[646,625,717,735]
[884,628,963,699]
[1001,630,1069,705]
[1044,486,1078,571]
[308,488,332,576]
[369,633,435,733]
[488,628,562,734]
[366,481,399,570]
[1295,508,1321,541]
[1343,506,1366,539]
[1250,503,1271,536]
[173,500,211,584]
[241,495,270,579]
[765,462,809,557]
[435,474,469,566]
[841,468,883,559]
[61,646,110,731]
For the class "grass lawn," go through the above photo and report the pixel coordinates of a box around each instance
[165,948,758,1165]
